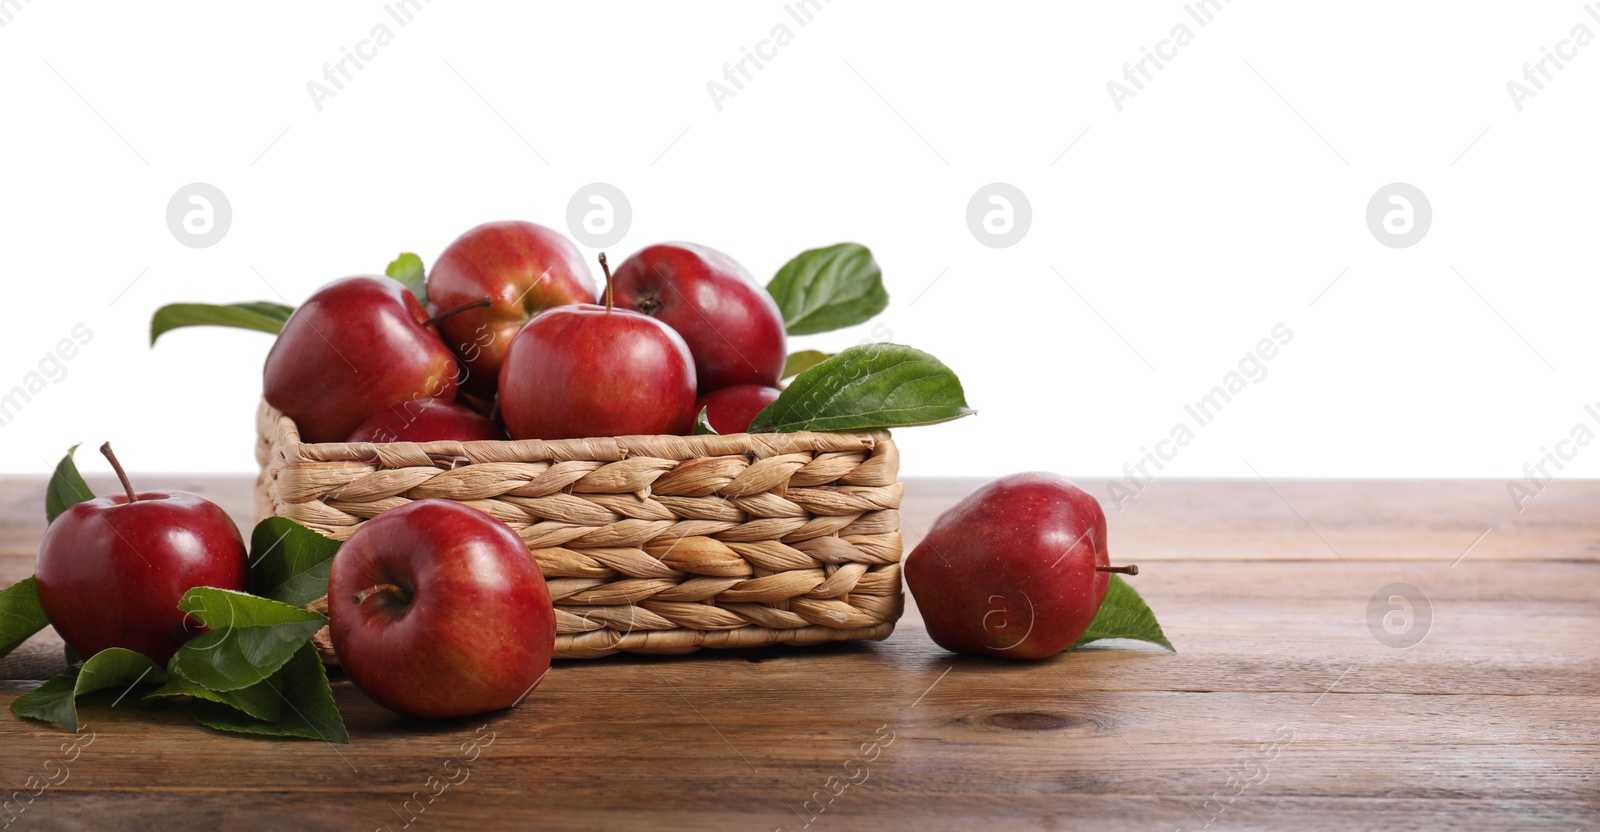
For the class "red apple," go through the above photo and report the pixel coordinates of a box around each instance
[35,444,248,664]
[454,389,499,421]
[498,255,697,440]
[695,384,781,434]
[611,243,786,392]
[427,221,595,397]
[328,498,554,720]
[347,397,508,443]
[903,472,1136,660]
[264,276,461,444]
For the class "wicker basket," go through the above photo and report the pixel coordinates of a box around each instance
[254,401,904,659]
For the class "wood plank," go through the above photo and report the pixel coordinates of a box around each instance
[0,476,1594,831]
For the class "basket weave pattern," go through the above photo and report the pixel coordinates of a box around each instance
[254,401,904,659]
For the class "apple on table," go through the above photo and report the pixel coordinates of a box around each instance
[328,498,555,720]
[35,444,249,665]
[904,473,1138,660]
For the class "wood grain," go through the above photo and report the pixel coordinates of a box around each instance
[0,476,1595,831]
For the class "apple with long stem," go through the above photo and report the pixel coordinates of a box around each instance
[497,253,697,440]
[35,443,249,664]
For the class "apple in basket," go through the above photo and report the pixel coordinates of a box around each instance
[610,242,787,393]
[425,220,596,398]
[497,254,697,440]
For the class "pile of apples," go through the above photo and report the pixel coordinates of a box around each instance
[267,221,792,446]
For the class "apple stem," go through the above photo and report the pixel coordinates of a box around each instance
[1097,564,1139,575]
[351,582,410,606]
[99,442,137,503]
[423,296,492,328]
[598,252,614,313]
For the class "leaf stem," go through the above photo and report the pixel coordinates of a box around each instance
[99,442,137,503]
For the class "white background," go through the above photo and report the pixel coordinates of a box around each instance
[1,1,1596,505]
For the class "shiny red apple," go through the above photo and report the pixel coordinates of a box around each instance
[347,397,507,443]
[35,444,248,664]
[264,276,462,444]
[498,255,697,440]
[695,384,781,434]
[328,498,554,719]
[426,221,595,397]
[903,472,1136,660]
[610,243,786,392]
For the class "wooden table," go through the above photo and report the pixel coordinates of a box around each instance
[1,476,1596,831]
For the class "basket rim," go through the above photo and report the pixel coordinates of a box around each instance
[261,401,890,467]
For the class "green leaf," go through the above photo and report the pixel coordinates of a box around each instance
[766,243,889,335]
[748,344,974,433]
[386,252,428,305]
[149,302,294,345]
[692,407,719,436]
[172,588,326,692]
[781,350,832,380]
[1071,575,1175,652]
[248,517,341,606]
[11,648,166,732]
[145,664,282,722]
[0,577,51,660]
[188,643,347,743]
[46,444,93,525]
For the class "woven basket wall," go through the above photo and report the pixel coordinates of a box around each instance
[254,401,904,659]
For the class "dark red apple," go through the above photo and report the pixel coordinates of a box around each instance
[264,276,461,444]
[903,472,1136,660]
[35,444,248,664]
[455,389,499,421]
[498,255,697,440]
[328,498,554,719]
[347,397,508,443]
[696,384,781,434]
[427,221,596,397]
[611,243,786,392]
